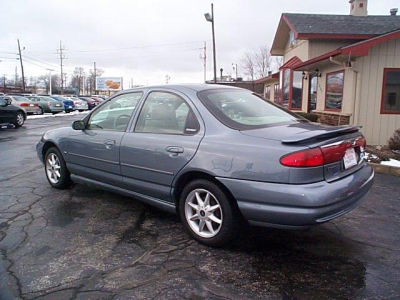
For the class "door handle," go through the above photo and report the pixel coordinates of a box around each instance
[104,139,116,149]
[166,146,184,154]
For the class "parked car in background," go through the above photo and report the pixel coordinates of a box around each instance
[37,85,374,247]
[63,96,88,112]
[26,95,64,114]
[92,95,107,101]
[90,96,104,103]
[50,96,75,113]
[0,96,26,127]
[78,96,98,110]
[6,95,41,115]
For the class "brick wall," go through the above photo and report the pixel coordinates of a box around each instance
[314,112,350,126]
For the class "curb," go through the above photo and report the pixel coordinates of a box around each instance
[368,162,400,177]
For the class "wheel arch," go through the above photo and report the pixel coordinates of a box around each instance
[42,141,60,161]
[172,170,241,217]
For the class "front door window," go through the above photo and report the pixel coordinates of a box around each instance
[87,92,142,131]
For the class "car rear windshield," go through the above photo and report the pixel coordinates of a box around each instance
[197,89,302,130]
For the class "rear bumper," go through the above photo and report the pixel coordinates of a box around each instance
[217,164,374,228]
[50,106,64,113]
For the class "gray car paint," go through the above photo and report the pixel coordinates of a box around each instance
[37,84,374,228]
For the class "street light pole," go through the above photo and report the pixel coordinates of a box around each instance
[47,68,54,95]
[205,3,217,83]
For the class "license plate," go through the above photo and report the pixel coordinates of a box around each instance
[343,148,357,169]
[69,106,72,108]
[29,104,34,106]
[56,104,61,107]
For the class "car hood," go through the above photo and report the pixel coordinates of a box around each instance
[240,122,360,144]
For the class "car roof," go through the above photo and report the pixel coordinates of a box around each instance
[122,84,243,93]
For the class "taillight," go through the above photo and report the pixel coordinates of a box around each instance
[20,103,29,107]
[321,142,352,164]
[355,137,366,148]
[34,103,38,106]
[280,148,324,167]
[280,136,367,168]
[48,101,52,106]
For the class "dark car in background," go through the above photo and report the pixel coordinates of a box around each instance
[26,95,64,114]
[37,85,374,247]
[0,96,26,127]
[50,96,75,113]
[78,96,98,110]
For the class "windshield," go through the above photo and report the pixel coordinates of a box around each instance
[198,89,301,130]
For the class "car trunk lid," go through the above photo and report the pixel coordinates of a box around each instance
[240,122,366,182]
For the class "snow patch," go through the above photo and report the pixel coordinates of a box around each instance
[27,111,88,120]
[381,159,400,168]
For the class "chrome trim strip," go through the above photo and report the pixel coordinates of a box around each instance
[121,162,173,175]
[69,152,119,165]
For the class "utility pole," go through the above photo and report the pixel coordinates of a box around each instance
[17,39,25,92]
[57,41,66,94]
[47,69,54,95]
[3,74,6,93]
[93,61,97,94]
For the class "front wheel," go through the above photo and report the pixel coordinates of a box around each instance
[179,179,238,247]
[13,112,25,128]
[44,147,71,189]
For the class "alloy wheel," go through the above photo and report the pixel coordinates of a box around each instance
[16,113,24,126]
[46,153,61,184]
[185,188,223,238]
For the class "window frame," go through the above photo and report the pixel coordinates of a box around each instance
[86,91,143,132]
[265,85,271,100]
[133,90,200,136]
[281,69,303,111]
[324,70,345,112]
[380,68,400,115]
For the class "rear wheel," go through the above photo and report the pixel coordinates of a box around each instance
[13,112,25,128]
[44,147,71,189]
[179,179,238,247]
[38,107,44,115]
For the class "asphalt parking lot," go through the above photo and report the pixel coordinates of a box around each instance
[0,115,399,299]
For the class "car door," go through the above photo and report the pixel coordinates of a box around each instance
[65,92,143,185]
[0,97,15,123]
[120,90,204,202]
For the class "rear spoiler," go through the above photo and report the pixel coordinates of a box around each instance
[281,126,361,144]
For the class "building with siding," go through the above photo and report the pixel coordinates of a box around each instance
[263,0,400,145]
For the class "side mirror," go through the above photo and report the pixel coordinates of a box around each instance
[72,120,86,130]
[6,99,12,105]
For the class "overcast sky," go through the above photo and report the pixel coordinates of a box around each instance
[0,0,398,86]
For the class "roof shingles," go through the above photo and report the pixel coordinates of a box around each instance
[283,13,400,35]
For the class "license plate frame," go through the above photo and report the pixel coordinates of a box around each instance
[343,147,357,169]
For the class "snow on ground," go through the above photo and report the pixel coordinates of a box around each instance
[381,159,400,168]
[27,110,88,120]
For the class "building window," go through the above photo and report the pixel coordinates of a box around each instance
[274,84,281,104]
[281,69,303,110]
[289,31,295,46]
[265,85,271,100]
[291,71,303,110]
[325,70,344,111]
[381,68,400,114]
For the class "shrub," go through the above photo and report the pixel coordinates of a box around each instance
[296,112,319,122]
[388,128,400,151]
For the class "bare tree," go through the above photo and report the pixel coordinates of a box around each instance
[254,46,271,78]
[71,67,85,94]
[241,52,256,81]
[273,56,283,71]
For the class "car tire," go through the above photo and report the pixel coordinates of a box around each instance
[38,107,44,115]
[44,147,72,189]
[13,112,25,128]
[179,179,238,247]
